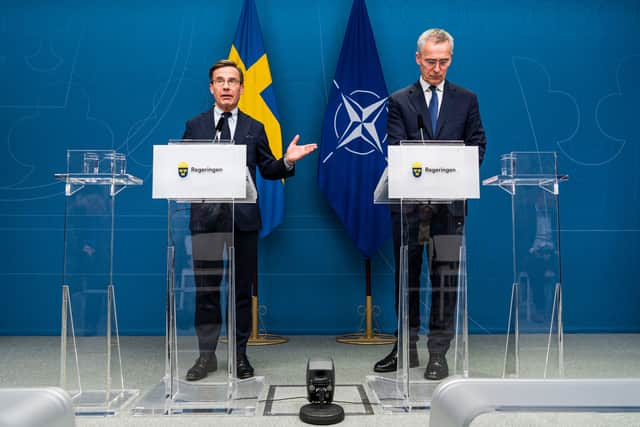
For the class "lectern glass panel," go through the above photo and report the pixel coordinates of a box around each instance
[483,152,566,378]
[57,149,141,416]
[134,141,262,416]
[165,200,235,411]
[367,141,476,412]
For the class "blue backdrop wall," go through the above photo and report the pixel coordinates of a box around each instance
[1,0,639,335]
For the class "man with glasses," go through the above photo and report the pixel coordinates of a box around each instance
[183,59,317,381]
[373,28,486,380]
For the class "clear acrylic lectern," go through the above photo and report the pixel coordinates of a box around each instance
[55,149,142,415]
[483,151,568,378]
[134,140,262,416]
[366,142,479,412]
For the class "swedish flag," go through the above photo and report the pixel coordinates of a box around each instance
[229,0,284,238]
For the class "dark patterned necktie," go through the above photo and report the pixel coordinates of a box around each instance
[220,111,232,141]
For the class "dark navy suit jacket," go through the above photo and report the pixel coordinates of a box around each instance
[387,80,487,216]
[182,108,294,232]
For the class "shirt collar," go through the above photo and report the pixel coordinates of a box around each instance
[214,106,238,118]
[419,77,445,93]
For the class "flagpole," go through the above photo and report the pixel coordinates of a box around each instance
[227,0,287,346]
[248,270,288,346]
[336,258,396,345]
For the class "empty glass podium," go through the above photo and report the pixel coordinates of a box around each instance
[134,140,262,415]
[426,151,640,426]
[55,150,142,415]
[483,151,568,378]
[366,141,480,412]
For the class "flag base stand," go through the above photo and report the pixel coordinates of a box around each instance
[336,294,396,345]
[248,296,288,346]
[220,296,289,346]
[336,332,396,345]
[248,333,288,346]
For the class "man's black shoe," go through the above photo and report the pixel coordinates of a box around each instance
[373,350,397,372]
[424,353,448,380]
[186,354,217,381]
[236,353,254,379]
[373,346,419,373]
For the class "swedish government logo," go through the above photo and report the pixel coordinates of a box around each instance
[412,162,423,178]
[178,161,188,178]
[321,81,387,164]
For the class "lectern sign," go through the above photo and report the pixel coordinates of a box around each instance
[388,143,480,200]
[152,144,246,200]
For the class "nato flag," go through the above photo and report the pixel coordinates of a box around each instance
[317,0,391,258]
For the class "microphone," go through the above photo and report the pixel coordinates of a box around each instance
[214,115,225,142]
[417,114,426,142]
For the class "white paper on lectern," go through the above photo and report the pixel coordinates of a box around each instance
[388,145,480,200]
[152,144,246,199]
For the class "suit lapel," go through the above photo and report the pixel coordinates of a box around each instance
[435,81,455,138]
[408,81,433,139]
[205,108,216,139]
[234,111,250,146]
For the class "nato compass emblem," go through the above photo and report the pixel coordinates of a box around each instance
[178,161,188,178]
[321,80,388,164]
[412,162,423,177]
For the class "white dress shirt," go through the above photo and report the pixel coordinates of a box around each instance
[213,106,238,140]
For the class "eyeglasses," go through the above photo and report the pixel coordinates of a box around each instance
[211,78,241,87]
[422,58,451,68]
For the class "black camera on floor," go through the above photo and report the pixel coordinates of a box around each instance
[306,357,335,404]
[300,357,344,425]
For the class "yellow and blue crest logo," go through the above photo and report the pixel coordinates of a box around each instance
[412,162,423,178]
[178,161,188,178]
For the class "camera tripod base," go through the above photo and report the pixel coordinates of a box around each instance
[299,403,345,425]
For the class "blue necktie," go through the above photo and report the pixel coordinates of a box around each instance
[428,85,438,135]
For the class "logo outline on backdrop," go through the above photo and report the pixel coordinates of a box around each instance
[322,80,388,164]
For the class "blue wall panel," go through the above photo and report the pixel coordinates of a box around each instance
[1,0,638,335]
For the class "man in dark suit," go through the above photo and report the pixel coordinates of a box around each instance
[183,59,316,381]
[373,28,486,380]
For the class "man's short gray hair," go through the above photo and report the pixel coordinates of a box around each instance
[416,28,454,54]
